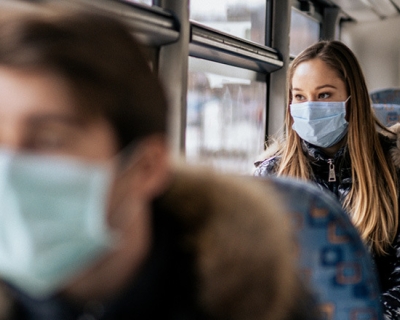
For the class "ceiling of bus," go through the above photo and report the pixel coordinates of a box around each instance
[318,0,400,22]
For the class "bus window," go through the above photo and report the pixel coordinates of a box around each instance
[290,7,320,57]
[186,57,266,174]
[190,0,266,45]
[123,0,152,5]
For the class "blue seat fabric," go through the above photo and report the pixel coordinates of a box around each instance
[267,177,384,320]
[370,88,400,126]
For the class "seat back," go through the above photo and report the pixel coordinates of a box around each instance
[267,177,383,320]
[370,88,400,126]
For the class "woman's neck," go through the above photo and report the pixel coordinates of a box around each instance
[321,138,347,158]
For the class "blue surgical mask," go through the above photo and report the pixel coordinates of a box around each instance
[290,97,350,148]
[0,149,116,298]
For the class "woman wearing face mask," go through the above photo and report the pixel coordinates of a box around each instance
[254,40,400,319]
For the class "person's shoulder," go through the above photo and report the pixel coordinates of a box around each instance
[254,155,281,177]
[253,139,284,177]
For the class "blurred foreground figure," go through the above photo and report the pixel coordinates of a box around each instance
[0,2,318,320]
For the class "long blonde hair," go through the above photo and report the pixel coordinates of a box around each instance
[277,40,398,255]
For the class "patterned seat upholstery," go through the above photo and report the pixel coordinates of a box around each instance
[267,177,384,320]
[370,88,400,126]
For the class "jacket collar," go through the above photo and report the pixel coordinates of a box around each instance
[301,140,347,162]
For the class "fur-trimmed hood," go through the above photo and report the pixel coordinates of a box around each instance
[157,165,308,320]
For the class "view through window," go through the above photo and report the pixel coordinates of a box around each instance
[190,0,266,45]
[186,57,266,174]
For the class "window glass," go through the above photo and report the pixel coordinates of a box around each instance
[190,0,266,45]
[186,57,266,174]
[290,8,320,56]
[122,0,152,5]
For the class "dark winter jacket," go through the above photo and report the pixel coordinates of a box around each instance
[254,124,400,320]
[254,139,352,202]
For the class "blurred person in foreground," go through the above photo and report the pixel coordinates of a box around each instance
[0,1,319,320]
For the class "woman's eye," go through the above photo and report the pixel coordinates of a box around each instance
[293,94,305,101]
[318,93,330,99]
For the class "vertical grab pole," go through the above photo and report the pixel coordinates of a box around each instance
[267,0,291,139]
[158,0,190,159]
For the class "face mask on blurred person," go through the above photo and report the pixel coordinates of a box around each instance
[0,148,116,299]
[290,97,350,148]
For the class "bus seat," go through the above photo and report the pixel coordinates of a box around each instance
[266,177,384,320]
[370,88,400,126]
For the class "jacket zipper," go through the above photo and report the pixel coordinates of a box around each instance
[328,159,336,182]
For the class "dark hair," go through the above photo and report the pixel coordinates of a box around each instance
[0,3,167,149]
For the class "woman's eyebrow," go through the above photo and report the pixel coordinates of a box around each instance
[292,84,337,91]
[315,84,337,90]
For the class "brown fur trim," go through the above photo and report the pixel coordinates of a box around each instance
[160,164,300,320]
